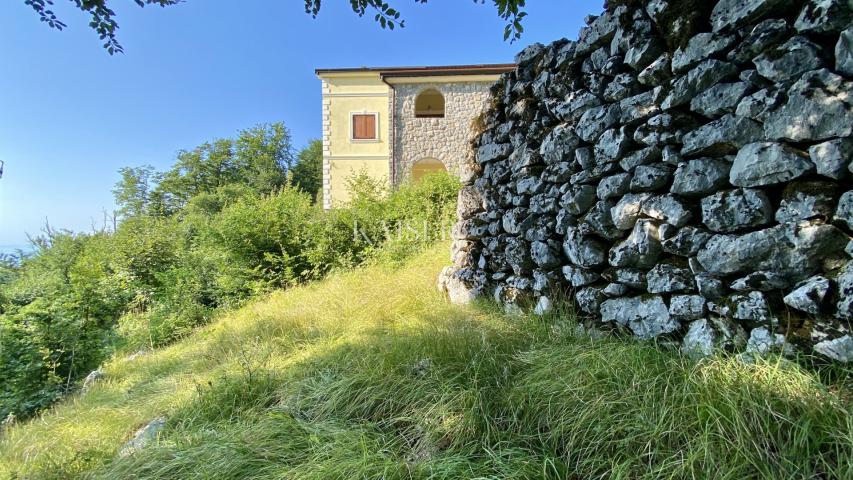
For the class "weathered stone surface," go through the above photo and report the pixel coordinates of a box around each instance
[609,219,662,268]
[580,200,621,241]
[754,36,824,83]
[625,38,664,71]
[477,143,512,164]
[814,335,853,362]
[647,263,695,293]
[794,0,853,34]
[540,124,581,164]
[457,186,484,219]
[562,265,600,287]
[764,69,853,142]
[577,104,621,142]
[784,275,831,315]
[835,191,853,230]
[505,237,534,275]
[701,188,773,233]
[576,286,606,314]
[563,227,608,268]
[672,32,737,73]
[603,282,631,297]
[81,368,104,394]
[502,208,533,235]
[682,318,747,358]
[730,142,814,187]
[597,173,631,200]
[611,193,650,230]
[630,164,671,192]
[743,327,793,356]
[530,241,561,269]
[837,262,853,320]
[119,417,167,457]
[600,295,678,339]
[661,226,712,256]
[533,295,553,316]
[671,158,731,197]
[730,271,790,291]
[662,60,738,110]
[604,73,640,102]
[619,146,661,171]
[696,273,727,300]
[681,114,763,156]
[711,0,790,32]
[810,138,853,180]
[604,267,647,289]
[560,185,598,215]
[838,26,853,76]
[619,91,662,126]
[697,223,849,278]
[594,127,632,162]
[670,295,707,321]
[730,291,773,322]
[690,82,752,117]
[735,88,784,121]
[728,18,790,64]
[638,53,672,86]
[438,267,484,305]
[775,181,837,224]
[641,194,693,227]
[577,8,620,54]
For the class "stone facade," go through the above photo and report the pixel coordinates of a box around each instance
[440,0,853,362]
[391,82,494,183]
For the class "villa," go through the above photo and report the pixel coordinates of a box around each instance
[316,64,515,209]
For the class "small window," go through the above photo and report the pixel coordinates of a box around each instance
[352,113,377,140]
[415,89,445,118]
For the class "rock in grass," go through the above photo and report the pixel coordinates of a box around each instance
[682,318,746,358]
[814,335,853,362]
[119,417,167,458]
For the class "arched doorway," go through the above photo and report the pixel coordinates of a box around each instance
[411,157,447,183]
[414,89,445,118]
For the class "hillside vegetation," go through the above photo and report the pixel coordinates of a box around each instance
[0,123,459,421]
[1,244,851,479]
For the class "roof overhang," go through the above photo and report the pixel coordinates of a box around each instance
[315,64,516,79]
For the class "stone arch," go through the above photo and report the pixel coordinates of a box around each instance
[414,88,445,118]
[411,157,447,183]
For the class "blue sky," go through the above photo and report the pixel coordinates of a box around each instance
[0,0,601,249]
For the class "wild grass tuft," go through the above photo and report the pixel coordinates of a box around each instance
[1,243,850,479]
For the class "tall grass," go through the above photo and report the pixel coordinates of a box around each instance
[1,244,850,479]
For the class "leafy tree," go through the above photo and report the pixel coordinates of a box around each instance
[291,140,323,201]
[24,0,528,53]
[113,165,159,219]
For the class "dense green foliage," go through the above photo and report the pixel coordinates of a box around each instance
[23,0,529,54]
[0,123,459,421]
[1,246,850,479]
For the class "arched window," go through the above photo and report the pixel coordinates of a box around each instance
[411,157,447,183]
[414,89,445,118]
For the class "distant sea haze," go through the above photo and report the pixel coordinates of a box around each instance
[0,244,32,255]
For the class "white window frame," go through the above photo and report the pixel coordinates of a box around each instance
[349,111,380,143]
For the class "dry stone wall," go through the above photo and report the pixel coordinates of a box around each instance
[439,0,853,361]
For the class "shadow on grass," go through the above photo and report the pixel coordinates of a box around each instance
[93,300,853,480]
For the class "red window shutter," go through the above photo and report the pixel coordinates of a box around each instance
[352,114,376,140]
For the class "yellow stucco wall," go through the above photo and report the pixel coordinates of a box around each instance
[320,72,390,207]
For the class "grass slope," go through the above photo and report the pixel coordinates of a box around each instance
[1,244,851,479]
